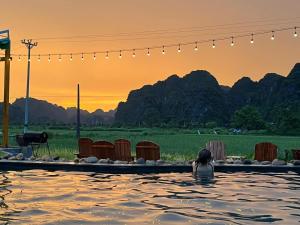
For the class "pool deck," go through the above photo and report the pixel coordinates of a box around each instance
[0,160,300,174]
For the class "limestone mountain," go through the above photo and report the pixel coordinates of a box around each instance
[115,63,300,127]
[0,98,115,125]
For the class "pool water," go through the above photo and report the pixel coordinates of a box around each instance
[0,170,299,225]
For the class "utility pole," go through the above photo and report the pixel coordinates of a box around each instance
[21,39,38,133]
[0,30,11,147]
[76,84,81,139]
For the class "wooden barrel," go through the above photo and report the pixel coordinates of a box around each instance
[77,138,93,158]
[136,141,160,160]
[254,142,277,161]
[91,141,115,160]
[292,149,300,160]
[114,139,132,161]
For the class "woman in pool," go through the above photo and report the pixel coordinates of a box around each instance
[192,148,214,180]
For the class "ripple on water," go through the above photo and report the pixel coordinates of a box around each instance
[0,171,299,225]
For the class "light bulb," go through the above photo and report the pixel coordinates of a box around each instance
[250,34,254,44]
[18,55,21,61]
[48,54,51,62]
[147,48,150,56]
[194,42,198,51]
[162,46,165,55]
[294,27,298,37]
[119,50,122,58]
[59,54,62,62]
[81,53,84,61]
[105,51,109,59]
[132,49,136,58]
[93,52,96,60]
[212,40,216,48]
[230,37,234,46]
[70,54,73,61]
[271,31,275,40]
[177,44,181,53]
[38,55,41,61]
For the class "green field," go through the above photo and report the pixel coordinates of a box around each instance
[1,126,300,161]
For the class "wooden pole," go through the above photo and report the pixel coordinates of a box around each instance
[2,46,10,147]
[76,84,80,139]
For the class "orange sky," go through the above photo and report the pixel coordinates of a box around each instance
[1,0,300,112]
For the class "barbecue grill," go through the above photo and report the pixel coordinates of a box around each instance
[16,132,50,156]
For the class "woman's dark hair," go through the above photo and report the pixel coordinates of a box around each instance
[195,149,212,165]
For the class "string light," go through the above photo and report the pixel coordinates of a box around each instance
[194,42,198,51]
[271,31,275,40]
[10,25,298,62]
[230,37,234,46]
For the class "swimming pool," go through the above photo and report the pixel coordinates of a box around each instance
[0,170,299,224]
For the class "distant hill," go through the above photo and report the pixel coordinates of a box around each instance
[0,98,115,125]
[115,63,300,127]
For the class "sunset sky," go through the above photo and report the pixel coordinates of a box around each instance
[1,0,300,112]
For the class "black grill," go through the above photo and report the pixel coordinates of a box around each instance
[16,132,48,147]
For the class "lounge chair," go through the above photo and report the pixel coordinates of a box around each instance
[75,137,93,158]
[91,140,115,160]
[136,141,160,160]
[254,142,277,161]
[206,141,226,160]
[114,139,133,161]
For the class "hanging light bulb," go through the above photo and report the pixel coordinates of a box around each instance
[162,45,165,55]
[212,40,216,48]
[294,27,298,37]
[48,54,51,62]
[119,50,122,58]
[250,34,254,44]
[194,42,198,51]
[93,52,96,60]
[70,53,73,61]
[105,51,109,59]
[81,53,84,61]
[18,55,21,61]
[58,54,62,62]
[132,49,136,58]
[271,31,275,40]
[230,37,234,46]
[177,44,181,53]
[38,54,41,62]
[147,48,150,56]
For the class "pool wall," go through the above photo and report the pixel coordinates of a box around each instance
[0,160,300,174]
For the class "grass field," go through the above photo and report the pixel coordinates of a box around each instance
[1,126,300,161]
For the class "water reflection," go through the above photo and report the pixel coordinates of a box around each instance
[0,170,299,224]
